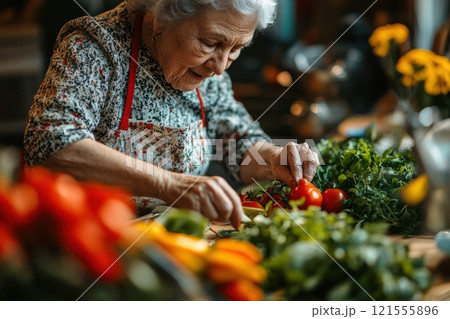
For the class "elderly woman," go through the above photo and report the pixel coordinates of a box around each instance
[24,0,319,227]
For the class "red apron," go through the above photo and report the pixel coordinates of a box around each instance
[110,15,211,211]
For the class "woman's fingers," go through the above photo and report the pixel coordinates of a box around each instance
[302,149,319,182]
[198,186,220,221]
[286,142,303,183]
[213,176,250,227]
[270,150,296,187]
[297,143,319,182]
[173,175,246,228]
[202,177,234,223]
[271,142,319,184]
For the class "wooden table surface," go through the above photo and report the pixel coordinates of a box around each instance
[397,236,450,301]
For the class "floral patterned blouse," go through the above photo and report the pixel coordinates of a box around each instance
[24,1,270,193]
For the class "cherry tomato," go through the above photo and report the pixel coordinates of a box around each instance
[0,183,39,226]
[25,169,88,222]
[259,193,271,205]
[220,280,264,301]
[0,223,21,259]
[271,202,286,209]
[269,194,285,208]
[270,194,283,204]
[288,179,322,209]
[322,188,349,213]
[97,199,136,241]
[241,201,264,210]
[84,183,134,211]
[239,193,248,202]
[267,200,286,217]
[60,218,124,281]
[241,201,265,219]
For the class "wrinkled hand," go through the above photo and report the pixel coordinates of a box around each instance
[270,142,319,187]
[164,173,250,228]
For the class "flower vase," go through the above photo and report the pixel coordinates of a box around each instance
[394,99,450,234]
[415,118,450,234]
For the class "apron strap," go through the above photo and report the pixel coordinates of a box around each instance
[119,14,143,131]
[196,87,206,128]
[118,14,207,132]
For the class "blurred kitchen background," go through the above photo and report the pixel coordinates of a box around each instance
[0,0,449,148]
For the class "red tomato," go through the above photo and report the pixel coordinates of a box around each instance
[267,200,286,217]
[84,183,134,211]
[49,175,88,221]
[22,166,55,190]
[322,189,348,213]
[239,193,248,202]
[241,201,264,210]
[270,194,283,203]
[0,223,21,259]
[269,194,285,208]
[220,280,264,301]
[259,193,271,205]
[241,201,266,219]
[288,179,322,209]
[24,168,88,222]
[97,199,136,241]
[271,201,286,209]
[0,184,39,226]
[60,218,124,281]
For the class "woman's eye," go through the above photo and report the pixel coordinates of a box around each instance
[201,40,216,48]
[229,47,243,58]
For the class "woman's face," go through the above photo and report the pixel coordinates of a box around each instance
[143,8,258,91]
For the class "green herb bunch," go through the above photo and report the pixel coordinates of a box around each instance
[224,208,430,301]
[314,138,419,234]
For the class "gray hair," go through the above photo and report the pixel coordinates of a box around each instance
[127,0,277,30]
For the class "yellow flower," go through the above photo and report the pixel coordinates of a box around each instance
[396,49,435,87]
[370,22,449,111]
[396,49,450,95]
[424,55,450,95]
[369,23,409,57]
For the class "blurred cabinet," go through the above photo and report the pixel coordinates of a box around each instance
[0,23,42,146]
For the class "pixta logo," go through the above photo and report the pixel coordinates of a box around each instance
[124,131,325,174]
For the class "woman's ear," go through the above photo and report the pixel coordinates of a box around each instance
[142,11,158,31]
[147,12,161,35]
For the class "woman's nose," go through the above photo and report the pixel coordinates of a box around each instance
[206,52,229,75]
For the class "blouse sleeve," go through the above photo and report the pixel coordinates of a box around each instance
[206,72,271,182]
[24,30,111,166]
